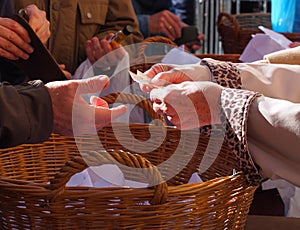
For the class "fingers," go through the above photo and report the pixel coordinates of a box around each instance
[149,10,182,40]
[86,40,96,64]
[26,4,50,44]
[59,64,72,79]
[0,18,33,59]
[159,10,182,40]
[144,63,173,78]
[85,36,125,68]
[0,17,31,43]
[76,75,110,94]
[109,105,127,120]
[94,105,127,129]
[289,42,300,48]
[90,96,109,108]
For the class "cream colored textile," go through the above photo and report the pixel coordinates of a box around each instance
[264,47,300,65]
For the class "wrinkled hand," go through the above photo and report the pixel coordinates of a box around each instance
[150,81,223,130]
[85,34,126,69]
[140,63,211,92]
[0,4,49,60]
[45,76,127,136]
[0,17,33,60]
[25,4,50,44]
[149,10,182,40]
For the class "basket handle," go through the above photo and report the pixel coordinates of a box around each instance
[47,149,168,205]
[217,12,240,37]
[101,92,165,123]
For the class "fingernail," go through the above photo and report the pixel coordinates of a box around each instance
[22,53,30,60]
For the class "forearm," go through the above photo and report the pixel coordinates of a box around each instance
[201,58,300,103]
[237,63,300,103]
[0,80,53,148]
[247,96,300,186]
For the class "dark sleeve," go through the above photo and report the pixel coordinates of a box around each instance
[0,80,53,148]
[172,0,196,25]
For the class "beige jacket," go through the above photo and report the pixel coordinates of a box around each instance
[14,0,144,74]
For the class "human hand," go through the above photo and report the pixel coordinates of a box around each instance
[0,17,33,60]
[58,64,72,79]
[25,4,50,44]
[184,33,205,52]
[150,81,223,130]
[85,34,126,69]
[289,41,300,48]
[139,63,210,92]
[45,76,127,136]
[149,10,182,40]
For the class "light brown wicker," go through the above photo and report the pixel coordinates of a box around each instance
[217,12,300,54]
[0,92,257,229]
[130,36,242,75]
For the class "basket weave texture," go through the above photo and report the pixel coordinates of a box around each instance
[0,91,257,229]
[129,36,241,74]
[217,12,300,54]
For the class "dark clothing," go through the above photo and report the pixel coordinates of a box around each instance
[131,0,173,38]
[0,80,53,148]
[132,0,195,38]
[0,4,53,148]
[293,0,300,32]
[0,0,26,84]
[172,0,196,25]
[0,58,26,85]
[0,0,14,17]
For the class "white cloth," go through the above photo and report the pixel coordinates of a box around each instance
[236,62,300,217]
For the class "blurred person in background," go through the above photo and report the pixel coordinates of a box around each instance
[13,0,144,75]
[131,0,204,52]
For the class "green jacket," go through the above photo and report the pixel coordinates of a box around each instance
[14,0,144,74]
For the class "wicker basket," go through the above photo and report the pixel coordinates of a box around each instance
[217,12,300,54]
[130,36,242,74]
[0,92,257,229]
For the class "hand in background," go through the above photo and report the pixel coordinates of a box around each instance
[184,33,205,52]
[85,34,126,69]
[289,41,300,48]
[45,76,127,136]
[149,10,182,40]
[58,64,72,79]
[25,4,50,44]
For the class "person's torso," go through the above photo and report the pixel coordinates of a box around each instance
[131,0,172,15]
[14,0,110,74]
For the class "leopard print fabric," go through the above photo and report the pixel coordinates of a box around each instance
[200,58,242,89]
[221,88,263,186]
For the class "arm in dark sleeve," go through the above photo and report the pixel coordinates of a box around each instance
[0,80,53,148]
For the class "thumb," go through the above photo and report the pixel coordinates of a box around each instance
[24,4,35,16]
[110,105,127,120]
